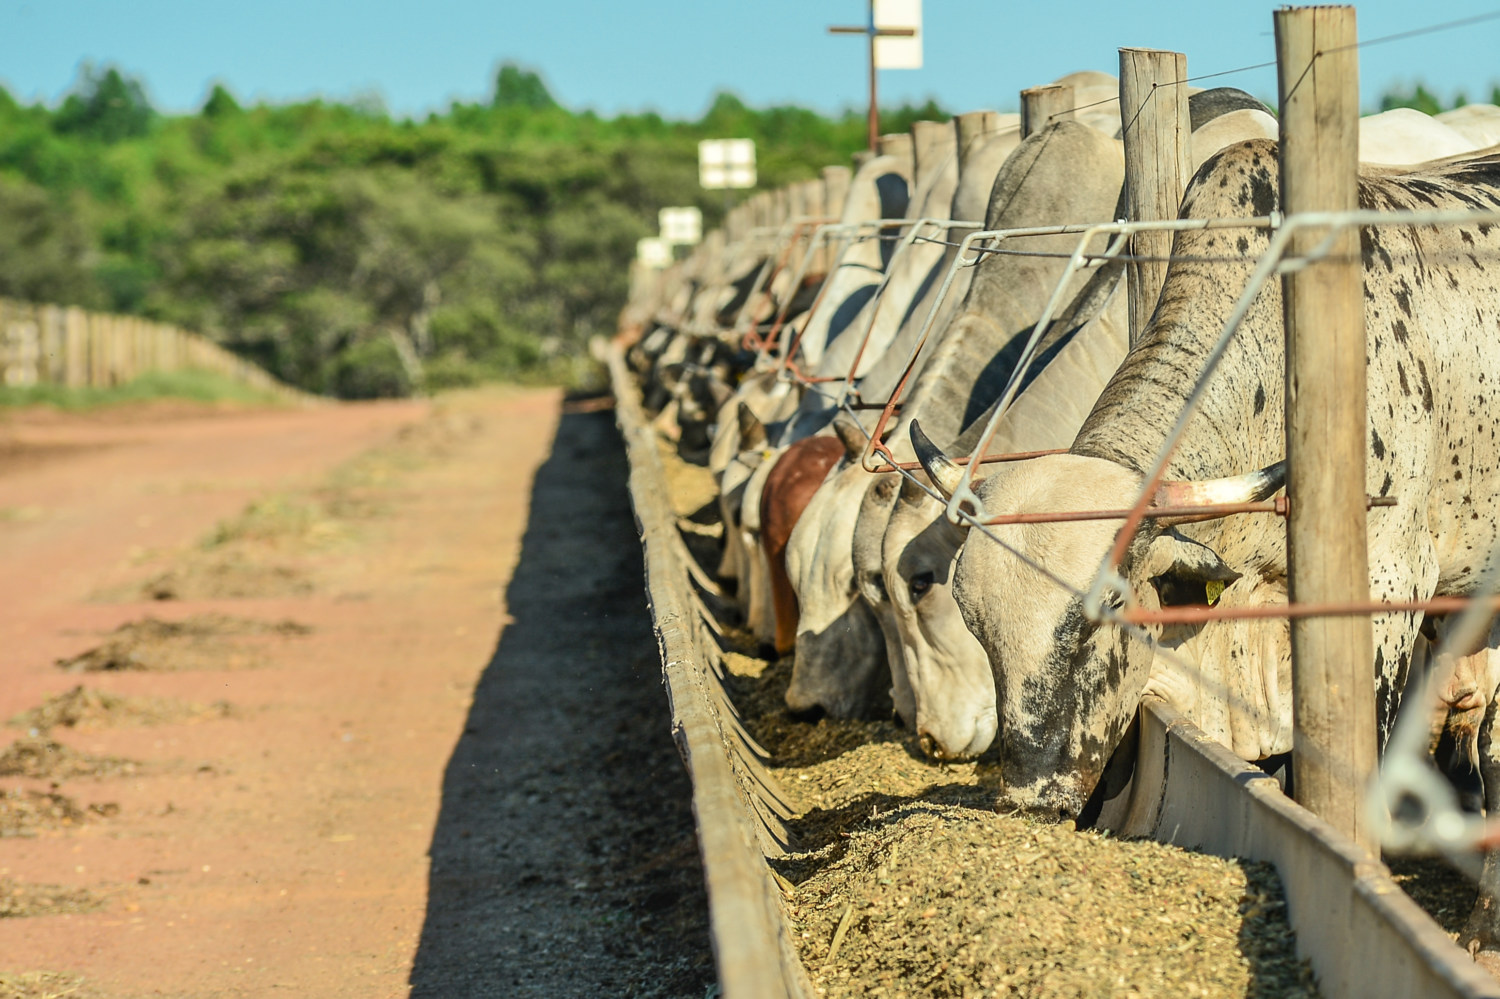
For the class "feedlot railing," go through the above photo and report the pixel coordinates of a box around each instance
[838,205,1500,867]
[612,332,1500,999]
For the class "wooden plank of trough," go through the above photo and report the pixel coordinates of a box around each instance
[610,342,812,999]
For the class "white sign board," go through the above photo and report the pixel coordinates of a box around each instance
[659,206,702,245]
[698,138,756,190]
[874,0,922,70]
[636,236,673,269]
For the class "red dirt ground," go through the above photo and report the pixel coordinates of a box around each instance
[0,390,713,998]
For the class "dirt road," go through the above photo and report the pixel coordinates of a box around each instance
[0,390,712,998]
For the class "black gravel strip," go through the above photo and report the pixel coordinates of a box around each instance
[408,407,715,999]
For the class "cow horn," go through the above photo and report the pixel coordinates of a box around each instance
[1153,459,1286,523]
[911,421,965,501]
[737,402,767,450]
[832,413,868,463]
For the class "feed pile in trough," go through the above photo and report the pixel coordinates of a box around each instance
[786,807,1314,998]
[1389,858,1477,940]
[55,614,311,673]
[657,439,1316,997]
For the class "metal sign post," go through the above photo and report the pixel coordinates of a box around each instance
[828,0,922,151]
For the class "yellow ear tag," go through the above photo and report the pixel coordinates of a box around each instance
[1205,580,1226,606]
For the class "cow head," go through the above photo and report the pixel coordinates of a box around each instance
[782,417,890,719]
[917,431,1284,816]
[882,461,997,760]
[851,469,916,727]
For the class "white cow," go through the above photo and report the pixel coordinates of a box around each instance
[917,139,1500,959]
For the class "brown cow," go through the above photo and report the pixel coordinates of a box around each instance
[759,435,845,655]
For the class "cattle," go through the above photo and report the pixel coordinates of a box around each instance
[760,434,846,654]
[783,416,894,719]
[1438,104,1500,151]
[915,139,1500,955]
[779,118,963,444]
[788,90,1278,738]
[886,263,1127,758]
[783,115,1127,722]
[709,143,915,604]
[1358,107,1482,167]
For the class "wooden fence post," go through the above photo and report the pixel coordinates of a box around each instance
[909,119,951,193]
[1020,84,1073,139]
[1119,47,1192,349]
[64,307,85,387]
[40,306,62,384]
[821,165,851,221]
[1276,4,1376,852]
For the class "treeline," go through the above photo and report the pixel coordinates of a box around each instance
[0,62,945,397]
[0,63,1486,398]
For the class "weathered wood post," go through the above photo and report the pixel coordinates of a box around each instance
[1020,84,1073,139]
[821,165,851,220]
[1276,4,1376,851]
[1119,48,1192,348]
[909,119,951,193]
[64,306,85,388]
[954,110,1002,167]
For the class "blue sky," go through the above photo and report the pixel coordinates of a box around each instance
[2,2,1498,119]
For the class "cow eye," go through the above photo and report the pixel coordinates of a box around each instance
[909,572,935,600]
[1150,573,1225,608]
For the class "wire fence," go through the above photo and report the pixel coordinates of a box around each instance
[638,3,1500,885]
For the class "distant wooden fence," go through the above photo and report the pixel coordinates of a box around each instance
[0,299,308,401]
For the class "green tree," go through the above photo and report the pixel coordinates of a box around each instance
[493,63,556,109]
[54,64,155,142]
[201,84,241,118]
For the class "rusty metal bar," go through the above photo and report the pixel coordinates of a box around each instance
[739,218,837,352]
[1087,206,1500,626]
[950,215,1277,528]
[776,218,913,365]
[1119,593,1500,626]
[838,219,986,401]
[749,221,860,352]
[981,494,1395,526]
[858,222,1116,473]
[868,447,1070,475]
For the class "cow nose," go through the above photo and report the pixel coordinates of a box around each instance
[1444,684,1484,712]
[787,704,826,724]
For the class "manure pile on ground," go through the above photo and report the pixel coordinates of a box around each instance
[112,403,486,603]
[0,878,102,919]
[0,971,91,999]
[656,438,1318,997]
[0,737,140,780]
[56,614,310,673]
[0,789,116,838]
[9,686,231,733]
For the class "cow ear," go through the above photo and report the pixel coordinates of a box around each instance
[737,402,767,450]
[1141,530,1242,608]
[911,420,965,502]
[705,373,734,410]
[832,414,868,462]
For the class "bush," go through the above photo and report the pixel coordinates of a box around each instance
[325,337,413,399]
